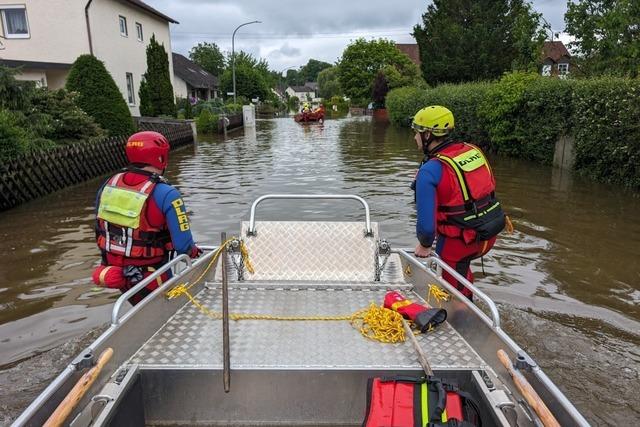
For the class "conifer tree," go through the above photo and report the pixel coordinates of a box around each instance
[140,34,176,117]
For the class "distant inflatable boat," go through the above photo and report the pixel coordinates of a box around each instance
[294,107,325,123]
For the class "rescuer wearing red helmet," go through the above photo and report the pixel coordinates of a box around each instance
[411,106,506,300]
[93,131,201,305]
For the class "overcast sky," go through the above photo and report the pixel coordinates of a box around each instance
[144,0,570,73]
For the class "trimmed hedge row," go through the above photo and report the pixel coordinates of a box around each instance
[386,74,640,189]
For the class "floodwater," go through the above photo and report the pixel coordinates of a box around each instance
[0,117,639,425]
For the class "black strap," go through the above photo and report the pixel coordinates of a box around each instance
[97,224,170,247]
[438,192,495,213]
[124,165,168,184]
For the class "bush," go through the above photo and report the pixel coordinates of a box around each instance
[572,78,640,188]
[28,89,104,142]
[66,55,135,136]
[176,97,194,119]
[195,109,219,134]
[386,73,640,189]
[0,109,30,159]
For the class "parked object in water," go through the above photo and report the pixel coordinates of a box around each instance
[294,105,325,123]
[14,194,589,427]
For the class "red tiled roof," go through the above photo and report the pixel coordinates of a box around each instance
[542,41,570,63]
[396,44,421,66]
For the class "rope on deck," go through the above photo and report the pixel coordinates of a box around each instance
[165,238,450,344]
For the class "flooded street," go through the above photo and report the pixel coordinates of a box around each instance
[1,117,639,425]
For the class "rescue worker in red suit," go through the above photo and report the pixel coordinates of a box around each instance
[93,131,201,305]
[411,106,505,300]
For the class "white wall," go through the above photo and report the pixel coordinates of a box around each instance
[90,0,175,116]
[0,0,89,64]
[174,75,189,99]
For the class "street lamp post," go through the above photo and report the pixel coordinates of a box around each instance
[232,20,261,104]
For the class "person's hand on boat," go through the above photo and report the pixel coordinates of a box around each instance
[414,243,431,258]
[189,245,203,258]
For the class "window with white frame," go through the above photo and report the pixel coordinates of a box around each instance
[126,73,135,105]
[135,22,143,42]
[119,15,128,37]
[1,5,29,39]
[541,64,551,77]
[558,63,569,75]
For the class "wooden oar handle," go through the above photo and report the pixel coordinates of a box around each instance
[43,348,114,427]
[497,349,560,427]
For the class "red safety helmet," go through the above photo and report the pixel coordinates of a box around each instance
[125,131,170,170]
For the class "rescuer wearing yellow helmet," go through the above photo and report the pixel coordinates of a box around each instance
[411,106,506,300]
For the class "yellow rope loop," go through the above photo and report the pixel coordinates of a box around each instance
[239,240,255,274]
[166,237,239,299]
[505,215,515,234]
[350,303,406,343]
[427,284,451,307]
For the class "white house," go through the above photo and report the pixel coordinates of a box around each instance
[172,52,218,102]
[285,85,316,102]
[0,0,178,116]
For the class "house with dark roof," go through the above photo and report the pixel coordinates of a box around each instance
[541,41,571,78]
[285,85,316,101]
[172,53,219,102]
[0,0,178,116]
[396,43,421,67]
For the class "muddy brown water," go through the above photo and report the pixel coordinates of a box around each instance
[0,117,639,425]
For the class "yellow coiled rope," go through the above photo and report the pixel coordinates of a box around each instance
[166,240,450,344]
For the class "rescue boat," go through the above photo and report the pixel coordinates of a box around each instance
[294,107,325,123]
[13,194,589,427]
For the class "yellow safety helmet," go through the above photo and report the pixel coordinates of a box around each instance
[412,105,454,137]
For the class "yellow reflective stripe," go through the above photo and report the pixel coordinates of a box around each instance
[442,408,448,423]
[462,201,501,221]
[421,382,428,427]
[452,148,486,172]
[390,299,412,311]
[435,154,470,201]
[98,266,111,286]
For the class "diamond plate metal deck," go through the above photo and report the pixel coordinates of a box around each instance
[241,221,379,282]
[130,286,484,370]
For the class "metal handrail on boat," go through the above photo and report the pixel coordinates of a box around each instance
[397,249,590,426]
[398,249,501,328]
[247,194,373,236]
[110,254,192,325]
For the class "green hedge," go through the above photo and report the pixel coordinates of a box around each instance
[387,74,640,189]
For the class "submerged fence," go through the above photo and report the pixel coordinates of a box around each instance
[0,122,194,211]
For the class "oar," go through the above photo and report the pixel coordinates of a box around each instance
[497,349,560,427]
[402,318,433,376]
[43,348,114,427]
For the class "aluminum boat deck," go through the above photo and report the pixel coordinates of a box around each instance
[129,284,484,370]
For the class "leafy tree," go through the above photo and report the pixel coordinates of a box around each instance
[66,54,134,136]
[413,0,546,84]
[372,71,389,108]
[317,66,342,98]
[565,0,640,77]
[220,64,270,101]
[189,42,225,76]
[140,34,176,117]
[337,38,419,105]
[285,69,303,86]
[299,59,332,82]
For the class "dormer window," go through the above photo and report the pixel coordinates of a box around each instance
[558,63,569,75]
[1,5,29,39]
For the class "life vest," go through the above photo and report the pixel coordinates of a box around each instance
[96,171,172,260]
[432,142,505,242]
[363,376,481,427]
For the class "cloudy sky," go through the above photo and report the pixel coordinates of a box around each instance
[144,0,570,73]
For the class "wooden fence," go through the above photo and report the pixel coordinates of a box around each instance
[0,122,194,211]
